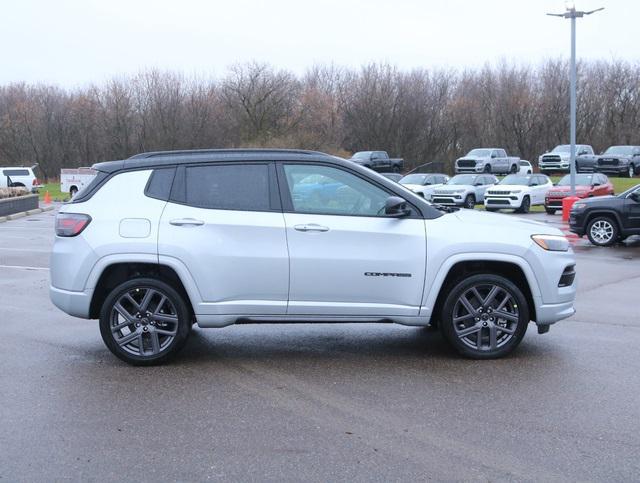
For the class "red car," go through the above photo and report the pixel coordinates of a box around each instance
[544,173,614,214]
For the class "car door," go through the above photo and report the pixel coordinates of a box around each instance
[278,163,426,317]
[533,175,549,204]
[158,162,289,316]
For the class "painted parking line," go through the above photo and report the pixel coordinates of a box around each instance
[0,264,49,271]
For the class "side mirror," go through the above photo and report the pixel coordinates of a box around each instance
[530,183,539,187]
[474,182,482,186]
[491,154,497,159]
[630,192,640,203]
[384,196,411,217]
[593,183,601,187]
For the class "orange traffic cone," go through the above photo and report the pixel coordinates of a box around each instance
[43,191,51,204]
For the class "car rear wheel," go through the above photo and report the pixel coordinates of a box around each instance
[586,216,619,247]
[69,186,78,198]
[464,194,475,209]
[99,278,191,366]
[545,207,556,215]
[440,274,529,359]
[516,196,530,214]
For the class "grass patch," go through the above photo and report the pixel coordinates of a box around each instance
[38,182,69,202]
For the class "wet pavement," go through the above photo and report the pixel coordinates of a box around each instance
[1,208,639,481]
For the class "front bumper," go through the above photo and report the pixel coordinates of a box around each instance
[431,194,465,206]
[568,210,587,236]
[50,285,93,319]
[535,299,576,325]
[455,165,483,173]
[595,165,627,175]
[540,164,569,173]
[484,194,522,209]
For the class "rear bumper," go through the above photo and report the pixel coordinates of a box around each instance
[50,285,93,319]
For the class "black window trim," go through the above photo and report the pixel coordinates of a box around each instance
[168,161,281,213]
[275,161,425,220]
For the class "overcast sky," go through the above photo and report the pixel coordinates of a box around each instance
[1,0,636,87]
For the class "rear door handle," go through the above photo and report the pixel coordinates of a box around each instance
[294,223,329,232]
[170,218,204,226]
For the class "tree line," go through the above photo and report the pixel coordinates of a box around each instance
[0,59,639,180]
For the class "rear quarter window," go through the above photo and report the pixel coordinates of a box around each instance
[145,167,176,201]
[184,164,272,211]
[3,169,30,176]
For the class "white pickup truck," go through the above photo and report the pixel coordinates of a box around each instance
[60,168,97,197]
[0,166,41,192]
[455,148,520,175]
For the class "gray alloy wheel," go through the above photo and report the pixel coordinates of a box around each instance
[440,274,529,359]
[99,278,191,365]
[587,217,618,247]
[464,194,475,209]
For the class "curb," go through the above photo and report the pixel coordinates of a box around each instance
[0,205,55,223]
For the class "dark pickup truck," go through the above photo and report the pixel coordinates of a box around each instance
[350,151,404,173]
[593,145,640,178]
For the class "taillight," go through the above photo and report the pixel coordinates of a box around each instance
[33,178,38,186]
[55,213,91,237]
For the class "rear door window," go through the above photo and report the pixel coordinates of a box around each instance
[3,169,30,177]
[183,164,273,211]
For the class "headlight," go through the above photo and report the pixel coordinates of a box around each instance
[572,202,587,210]
[531,234,570,252]
[510,190,522,194]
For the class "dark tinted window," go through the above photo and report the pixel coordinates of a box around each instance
[145,167,175,201]
[185,164,270,211]
[3,169,30,176]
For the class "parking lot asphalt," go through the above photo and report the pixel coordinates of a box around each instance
[1,207,639,481]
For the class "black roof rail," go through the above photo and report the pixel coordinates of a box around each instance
[128,148,327,159]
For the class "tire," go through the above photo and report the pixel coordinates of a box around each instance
[484,164,492,173]
[527,170,532,174]
[545,207,556,215]
[586,216,619,247]
[464,194,476,209]
[99,277,191,366]
[516,195,530,214]
[440,274,529,359]
[392,166,400,173]
[629,164,636,178]
[510,164,518,174]
[69,186,78,198]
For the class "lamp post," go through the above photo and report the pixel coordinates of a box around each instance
[547,4,603,196]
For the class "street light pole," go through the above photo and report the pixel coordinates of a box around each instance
[547,4,603,196]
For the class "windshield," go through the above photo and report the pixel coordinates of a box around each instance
[400,174,433,185]
[557,174,593,186]
[447,175,477,185]
[500,175,532,185]
[604,146,633,156]
[466,149,491,157]
[351,151,372,159]
[551,145,571,153]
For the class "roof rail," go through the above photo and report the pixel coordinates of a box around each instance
[128,148,327,159]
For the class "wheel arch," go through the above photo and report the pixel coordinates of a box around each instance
[584,210,623,231]
[423,257,539,326]
[89,261,197,319]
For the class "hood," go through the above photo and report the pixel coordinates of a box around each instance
[452,209,562,236]
[487,184,528,192]
[598,154,632,160]
[574,194,620,207]
[402,183,442,192]
[547,185,592,195]
[435,185,472,193]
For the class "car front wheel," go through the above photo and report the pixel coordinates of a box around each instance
[516,196,530,214]
[440,274,529,359]
[99,278,192,365]
[586,216,619,247]
[464,194,476,209]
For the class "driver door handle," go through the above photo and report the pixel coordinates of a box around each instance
[170,218,205,226]
[294,223,329,232]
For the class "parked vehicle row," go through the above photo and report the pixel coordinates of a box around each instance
[538,144,640,177]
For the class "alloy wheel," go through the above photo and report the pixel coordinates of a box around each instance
[589,220,614,245]
[110,287,179,357]
[452,283,519,352]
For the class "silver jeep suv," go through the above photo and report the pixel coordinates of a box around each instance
[50,149,577,365]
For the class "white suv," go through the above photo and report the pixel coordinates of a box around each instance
[484,174,553,213]
[50,149,577,365]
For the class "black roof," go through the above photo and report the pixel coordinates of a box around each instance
[93,148,340,173]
